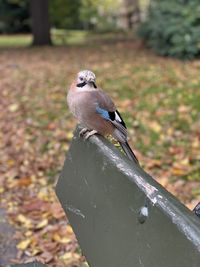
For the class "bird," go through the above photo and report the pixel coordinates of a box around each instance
[67,70,139,164]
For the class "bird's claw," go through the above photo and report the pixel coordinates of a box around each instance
[83,130,98,140]
[79,128,89,137]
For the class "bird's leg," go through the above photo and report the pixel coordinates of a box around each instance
[79,128,89,137]
[83,129,98,140]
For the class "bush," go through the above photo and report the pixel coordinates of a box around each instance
[138,0,200,59]
[0,0,30,33]
[49,0,82,29]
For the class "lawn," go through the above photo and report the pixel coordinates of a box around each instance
[0,30,133,47]
[0,32,200,266]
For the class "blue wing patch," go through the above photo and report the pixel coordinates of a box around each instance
[96,107,110,120]
[96,107,127,129]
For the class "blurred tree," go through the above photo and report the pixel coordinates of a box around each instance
[138,0,200,59]
[122,0,140,29]
[80,0,121,30]
[0,0,142,35]
[49,0,81,29]
[30,0,52,45]
[0,0,30,33]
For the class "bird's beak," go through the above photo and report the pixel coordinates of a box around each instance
[85,78,97,88]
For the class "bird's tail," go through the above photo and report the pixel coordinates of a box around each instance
[119,141,139,165]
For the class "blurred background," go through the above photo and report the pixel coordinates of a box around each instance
[0,0,200,266]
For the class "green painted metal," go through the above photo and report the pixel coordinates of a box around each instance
[56,126,200,267]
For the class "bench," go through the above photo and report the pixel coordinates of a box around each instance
[55,126,200,267]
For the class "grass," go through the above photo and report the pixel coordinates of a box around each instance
[0,34,32,46]
[1,31,198,180]
[0,31,199,265]
[0,29,134,47]
[0,30,89,47]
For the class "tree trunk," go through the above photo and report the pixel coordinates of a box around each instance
[30,0,52,46]
[123,0,140,29]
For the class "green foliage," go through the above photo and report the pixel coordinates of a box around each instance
[138,0,200,59]
[0,0,82,33]
[80,0,121,30]
[0,0,30,33]
[49,0,81,29]
[0,0,121,33]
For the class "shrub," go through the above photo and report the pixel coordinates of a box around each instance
[0,0,30,33]
[138,0,200,59]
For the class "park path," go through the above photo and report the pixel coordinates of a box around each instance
[0,208,17,266]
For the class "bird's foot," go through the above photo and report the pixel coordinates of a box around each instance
[79,128,89,137]
[83,130,98,140]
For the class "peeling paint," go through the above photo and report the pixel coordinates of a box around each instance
[138,256,144,267]
[159,200,200,252]
[91,135,200,250]
[95,138,166,206]
[65,204,85,219]
[129,206,136,213]
[84,177,89,187]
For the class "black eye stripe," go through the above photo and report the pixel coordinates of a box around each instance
[77,81,87,87]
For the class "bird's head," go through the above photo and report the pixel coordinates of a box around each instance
[76,70,97,88]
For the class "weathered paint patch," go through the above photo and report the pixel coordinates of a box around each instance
[65,204,85,219]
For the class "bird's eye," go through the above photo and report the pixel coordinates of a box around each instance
[80,77,83,81]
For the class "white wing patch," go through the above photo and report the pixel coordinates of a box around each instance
[115,111,122,122]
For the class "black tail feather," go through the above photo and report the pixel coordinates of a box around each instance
[119,141,139,165]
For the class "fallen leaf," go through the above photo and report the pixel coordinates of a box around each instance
[66,131,73,140]
[66,225,74,235]
[17,214,33,229]
[171,168,187,176]
[40,251,54,263]
[53,233,71,244]
[17,238,32,250]
[0,187,4,193]
[9,103,19,112]
[17,177,32,187]
[36,218,48,229]
[149,121,162,133]
[178,105,190,113]
[60,252,80,264]
[50,202,65,219]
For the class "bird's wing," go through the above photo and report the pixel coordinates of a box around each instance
[91,89,139,164]
[91,89,128,139]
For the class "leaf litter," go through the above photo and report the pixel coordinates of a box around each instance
[0,40,199,265]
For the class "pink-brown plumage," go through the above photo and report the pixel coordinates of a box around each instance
[67,83,115,136]
[67,70,139,164]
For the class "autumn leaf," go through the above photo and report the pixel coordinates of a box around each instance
[17,214,33,229]
[36,218,48,229]
[1,35,199,267]
[149,121,162,133]
[53,233,71,244]
[8,103,19,112]
[60,252,80,264]
[17,239,32,250]
[17,177,32,187]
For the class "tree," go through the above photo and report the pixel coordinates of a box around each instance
[30,0,52,46]
[122,0,140,29]
[80,0,121,30]
[138,0,200,59]
[49,0,81,29]
[0,0,30,33]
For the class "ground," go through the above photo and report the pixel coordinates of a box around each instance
[0,32,200,266]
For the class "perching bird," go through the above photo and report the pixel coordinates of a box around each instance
[67,70,139,164]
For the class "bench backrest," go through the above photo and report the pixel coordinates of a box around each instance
[56,127,200,267]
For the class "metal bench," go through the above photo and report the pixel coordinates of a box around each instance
[55,126,200,267]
